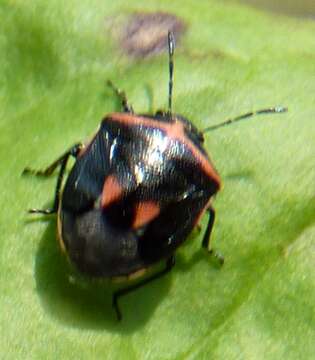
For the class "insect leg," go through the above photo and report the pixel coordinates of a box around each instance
[106,80,134,113]
[112,256,175,321]
[202,207,224,265]
[23,143,82,214]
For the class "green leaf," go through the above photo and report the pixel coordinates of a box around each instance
[1,1,314,359]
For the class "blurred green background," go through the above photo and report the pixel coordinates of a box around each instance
[0,1,314,359]
[233,0,315,18]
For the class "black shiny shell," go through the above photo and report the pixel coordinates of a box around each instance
[59,113,220,277]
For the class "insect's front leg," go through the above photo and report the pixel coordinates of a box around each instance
[106,80,134,113]
[23,143,83,214]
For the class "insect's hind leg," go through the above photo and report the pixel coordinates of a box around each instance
[23,143,83,215]
[106,80,134,113]
[202,207,224,265]
[112,256,175,321]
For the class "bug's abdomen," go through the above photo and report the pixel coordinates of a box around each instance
[60,208,144,277]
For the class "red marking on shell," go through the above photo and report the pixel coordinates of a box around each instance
[106,113,221,189]
[132,201,160,229]
[102,175,124,207]
[165,121,185,139]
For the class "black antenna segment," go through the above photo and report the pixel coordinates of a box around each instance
[203,107,288,133]
[167,31,175,116]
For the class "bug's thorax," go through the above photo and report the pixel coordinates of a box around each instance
[105,112,221,187]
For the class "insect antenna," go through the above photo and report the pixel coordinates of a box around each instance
[167,31,175,116]
[202,106,288,133]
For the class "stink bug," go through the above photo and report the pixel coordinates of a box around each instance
[24,32,287,320]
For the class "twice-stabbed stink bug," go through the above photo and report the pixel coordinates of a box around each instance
[23,32,287,320]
